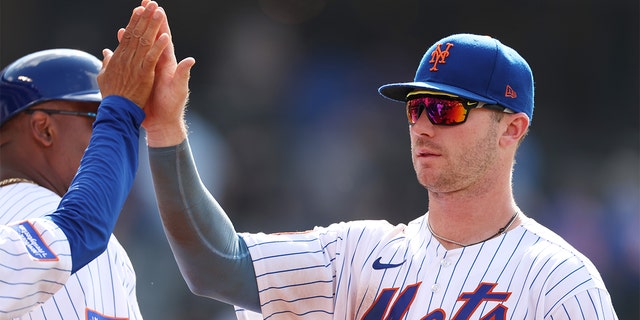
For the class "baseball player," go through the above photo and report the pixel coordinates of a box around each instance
[0,2,178,318]
[145,32,619,319]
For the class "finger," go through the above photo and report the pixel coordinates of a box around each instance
[96,48,114,90]
[143,33,171,74]
[131,2,159,44]
[101,48,114,69]
[141,0,151,7]
[118,5,143,44]
[138,5,165,51]
[119,2,159,68]
[119,6,145,48]
[155,7,176,61]
[176,57,196,81]
[156,7,172,38]
[151,8,176,67]
[117,28,125,43]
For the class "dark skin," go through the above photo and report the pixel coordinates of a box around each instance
[0,0,171,196]
[0,100,99,196]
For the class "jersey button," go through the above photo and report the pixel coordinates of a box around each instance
[440,259,451,267]
[431,283,440,292]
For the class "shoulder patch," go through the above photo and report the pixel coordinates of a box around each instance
[11,220,58,261]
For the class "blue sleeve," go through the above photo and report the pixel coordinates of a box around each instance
[48,95,145,274]
[148,139,260,312]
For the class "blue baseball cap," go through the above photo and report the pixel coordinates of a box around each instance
[0,49,102,127]
[379,33,534,122]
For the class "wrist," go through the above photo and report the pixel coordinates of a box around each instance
[145,121,188,147]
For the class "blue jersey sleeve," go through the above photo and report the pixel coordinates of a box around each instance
[48,95,145,273]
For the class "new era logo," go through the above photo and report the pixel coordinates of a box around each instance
[505,85,517,98]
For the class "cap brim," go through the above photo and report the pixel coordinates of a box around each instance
[378,81,497,105]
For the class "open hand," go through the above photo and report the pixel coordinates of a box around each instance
[97,1,170,108]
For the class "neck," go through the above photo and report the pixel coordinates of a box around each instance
[428,210,520,248]
[1,167,62,196]
[1,129,65,196]
[426,174,522,249]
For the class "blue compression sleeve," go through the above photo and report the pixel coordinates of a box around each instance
[49,96,144,274]
[148,139,260,312]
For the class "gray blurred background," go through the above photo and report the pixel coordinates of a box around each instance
[2,0,638,319]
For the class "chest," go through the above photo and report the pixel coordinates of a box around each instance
[336,231,541,319]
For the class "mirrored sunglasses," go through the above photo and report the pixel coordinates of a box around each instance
[406,94,512,126]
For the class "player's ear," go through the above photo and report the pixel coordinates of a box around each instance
[28,111,55,147]
[499,113,529,148]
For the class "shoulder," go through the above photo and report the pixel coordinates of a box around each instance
[310,219,411,246]
[519,217,607,289]
[240,219,405,252]
[0,183,60,221]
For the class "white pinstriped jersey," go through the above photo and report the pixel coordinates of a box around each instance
[0,215,71,318]
[235,213,618,319]
[0,182,141,320]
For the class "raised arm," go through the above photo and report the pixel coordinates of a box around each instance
[148,139,259,311]
[54,0,169,274]
[140,1,260,311]
[0,2,168,317]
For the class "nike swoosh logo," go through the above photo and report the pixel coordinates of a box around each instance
[372,257,406,270]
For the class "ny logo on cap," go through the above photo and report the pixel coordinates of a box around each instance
[429,43,454,71]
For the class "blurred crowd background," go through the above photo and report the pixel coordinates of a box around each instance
[2,0,638,319]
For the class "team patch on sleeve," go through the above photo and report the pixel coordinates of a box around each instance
[86,309,129,320]
[10,220,58,261]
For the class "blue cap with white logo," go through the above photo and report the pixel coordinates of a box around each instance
[378,33,534,122]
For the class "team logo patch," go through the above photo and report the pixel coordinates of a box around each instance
[86,309,129,320]
[428,43,454,71]
[10,221,58,261]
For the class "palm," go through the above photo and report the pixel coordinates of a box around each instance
[143,50,180,125]
[131,0,195,138]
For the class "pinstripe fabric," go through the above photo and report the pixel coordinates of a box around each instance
[0,217,71,318]
[0,183,141,320]
[235,214,618,319]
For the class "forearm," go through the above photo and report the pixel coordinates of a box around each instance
[49,96,144,273]
[148,138,260,311]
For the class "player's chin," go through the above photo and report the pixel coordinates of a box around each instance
[415,171,455,193]
[415,172,436,190]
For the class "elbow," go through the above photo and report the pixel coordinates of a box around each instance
[185,277,210,297]
[179,263,261,312]
[179,264,222,297]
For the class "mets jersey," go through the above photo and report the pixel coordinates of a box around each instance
[0,182,141,320]
[235,213,618,319]
[0,214,71,318]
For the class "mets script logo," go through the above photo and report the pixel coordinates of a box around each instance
[361,282,511,319]
[429,43,454,71]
